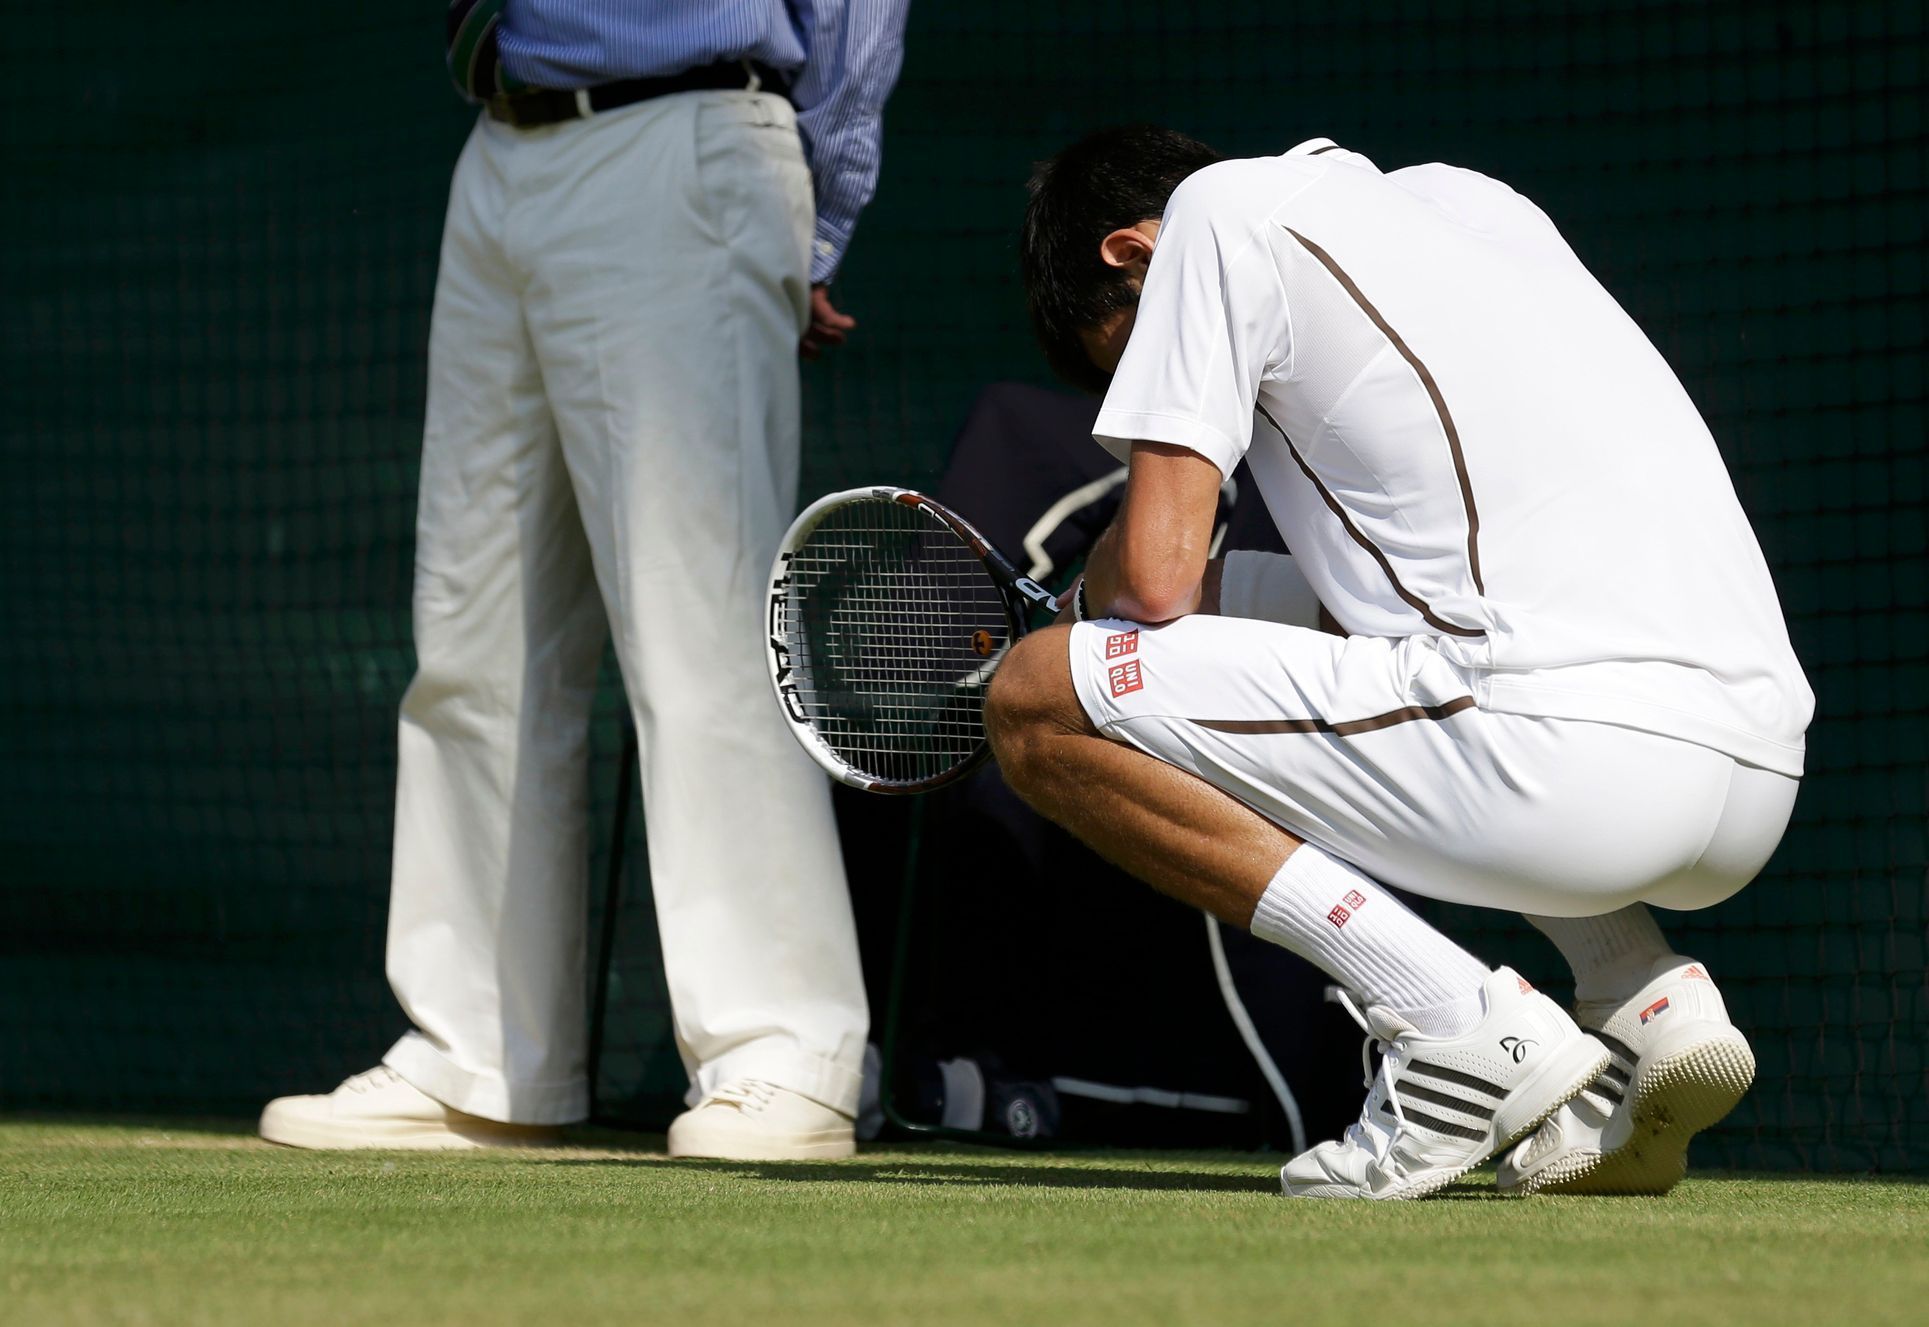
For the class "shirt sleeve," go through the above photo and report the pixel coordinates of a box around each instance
[790,0,910,283]
[1092,166,1291,478]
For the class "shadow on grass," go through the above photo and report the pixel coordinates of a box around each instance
[546,1155,1286,1195]
[15,1117,1919,1196]
[0,1113,258,1139]
[547,1156,1537,1200]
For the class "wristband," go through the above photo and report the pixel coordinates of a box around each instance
[1072,579,1091,623]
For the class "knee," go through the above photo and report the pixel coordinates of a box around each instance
[984,625,1087,791]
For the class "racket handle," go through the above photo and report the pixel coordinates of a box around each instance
[981,544,1059,616]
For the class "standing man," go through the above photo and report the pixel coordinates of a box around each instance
[261,1,908,1160]
[992,127,1812,1198]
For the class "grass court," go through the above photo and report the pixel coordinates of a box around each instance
[4,1118,1923,1325]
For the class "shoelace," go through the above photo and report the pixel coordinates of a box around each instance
[1328,987,1409,1163]
[708,1079,778,1112]
[344,1066,402,1094]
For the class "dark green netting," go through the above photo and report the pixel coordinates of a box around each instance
[2,1,1921,1169]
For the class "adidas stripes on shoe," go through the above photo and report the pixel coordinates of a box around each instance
[1281,967,1608,1201]
[1497,958,1754,1195]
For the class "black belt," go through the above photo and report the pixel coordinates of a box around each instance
[486,60,791,129]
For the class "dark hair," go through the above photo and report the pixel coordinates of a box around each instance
[1020,125,1225,393]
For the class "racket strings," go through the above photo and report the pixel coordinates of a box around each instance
[776,498,1011,786]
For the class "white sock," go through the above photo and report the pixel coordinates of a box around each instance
[1526,905,1677,1004]
[1249,845,1490,1039]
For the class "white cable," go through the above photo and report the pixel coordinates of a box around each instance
[1048,1077,1250,1114]
[1021,468,1129,580]
[1206,912,1307,1154]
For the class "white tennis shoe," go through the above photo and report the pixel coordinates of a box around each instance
[258,1065,556,1150]
[1497,958,1754,1195]
[1281,967,1608,1201]
[667,1079,856,1161]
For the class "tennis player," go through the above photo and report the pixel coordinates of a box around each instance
[993,126,1814,1199]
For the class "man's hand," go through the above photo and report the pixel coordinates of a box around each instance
[800,284,857,359]
[1053,574,1084,628]
[1060,560,1224,628]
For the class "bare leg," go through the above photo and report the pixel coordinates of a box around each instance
[987,623,1494,1038]
[985,625,1301,926]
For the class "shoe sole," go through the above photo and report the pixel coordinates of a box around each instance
[1284,1033,1610,1202]
[1392,1033,1611,1201]
[258,1105,554,1151]
[1515,1028,1755,1196]
[666,1133,856,1162]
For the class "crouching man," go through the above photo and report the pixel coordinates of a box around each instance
[988,126,1812,1199]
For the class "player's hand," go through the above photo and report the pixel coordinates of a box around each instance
[800,284,857,360]
[1053,575,1084,627]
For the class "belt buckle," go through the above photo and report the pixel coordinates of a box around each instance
[486,92,525,126]
[487,88,591,127]
[490,89,570,128]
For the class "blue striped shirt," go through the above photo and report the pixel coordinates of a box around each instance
[498,1,908,282]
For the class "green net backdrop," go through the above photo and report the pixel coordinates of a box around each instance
[1,2,1920,1170]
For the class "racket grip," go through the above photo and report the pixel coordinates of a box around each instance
[979,544,1059,617]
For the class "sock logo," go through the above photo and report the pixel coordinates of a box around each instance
[1326,904,1351,929]
[1499,1036,1536,1064]
[1343,889,1366,909]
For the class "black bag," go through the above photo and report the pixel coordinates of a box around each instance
[837,383,1360,1150]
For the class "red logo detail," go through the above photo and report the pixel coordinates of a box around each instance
[1327,904,1351,929]
[1107,661,1144,698]
[1683,965,1708,980]
[1344,890,1366,909]
[1518,976,1535,994]
[1639,996,1672,1024]
[1105,630,1140,660]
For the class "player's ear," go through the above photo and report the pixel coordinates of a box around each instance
[1098,222,1159,276]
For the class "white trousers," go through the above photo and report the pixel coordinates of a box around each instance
[382,92,868,1125]
[1069,611,1799,919]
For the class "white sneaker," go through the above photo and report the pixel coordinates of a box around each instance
[1281,967,1608,1201]
[1497,958,1754,1196]
[667,1079,856,1161]
[259,1066,556,1150]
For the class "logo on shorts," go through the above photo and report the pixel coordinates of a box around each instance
[1326,904,1351,929]
[1104,630,1140,660]
[1107,661,1144,698]
[1344,890,1366,910]
[1639,997,1672,1024]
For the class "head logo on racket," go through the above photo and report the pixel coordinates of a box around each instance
[765,487,1059,793]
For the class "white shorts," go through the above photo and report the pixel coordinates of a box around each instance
[1067,615,1799,917]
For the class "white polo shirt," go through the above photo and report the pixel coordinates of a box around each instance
[1093,140,1813,775]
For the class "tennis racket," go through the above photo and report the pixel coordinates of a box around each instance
[766,486,1060,793]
